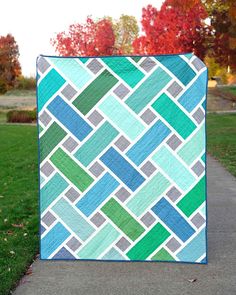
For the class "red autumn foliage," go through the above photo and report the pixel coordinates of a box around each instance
[51,17,117,56]
[132,0,212,59]
[0,34,21,93]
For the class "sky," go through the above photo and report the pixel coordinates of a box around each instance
[0,0,163,76]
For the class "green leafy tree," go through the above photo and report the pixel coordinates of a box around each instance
[112,15,139,54]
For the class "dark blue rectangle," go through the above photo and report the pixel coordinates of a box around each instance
[76,172,119,217]
[126,120,171,165]
[100,147,145,191]
[47,95,92,141]
[152,198,195,242]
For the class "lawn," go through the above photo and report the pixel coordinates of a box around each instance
[207,113,236,177]
[0,113,236,294]
[0,125,38,295]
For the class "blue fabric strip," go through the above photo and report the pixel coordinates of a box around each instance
[100,147,145,191]
[76,172,119,217]
[177,229,206,262]
[47,95,92,141]
[155,55,196,86]
[152,198,195,242]
[178,71,207,112]
[126,120,171,165]
[41,222,70,258]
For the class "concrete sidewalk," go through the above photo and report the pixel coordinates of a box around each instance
[13,155,236,295]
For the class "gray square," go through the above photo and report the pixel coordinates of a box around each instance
[42,211,56,227]
[167,81,183,98]
[87,110,104,126]
[62,137,78,152]
[114,136,130,152]
[192,161,205,177]
[116,237,131,252]
[166,186,182,202]
[37,56,50,74]
[192,58,205,71]
[90,212,106,227]
[87,59,103,74]
[89,162,105,177]
[140,161,156,177]
[193,108,204,124]
[65,187,80,203]
[140,109,157,125]
[39,111,52,127]
[140,57,157,72]
[166,237,181,252]
[191,213,205,228]
[141,212,156,227]
[61,84,77,100]
[41,161,54,177]
[166,134,182,150]
[66,237,82,251]
[115,187,131,202]
[113,84,130,99]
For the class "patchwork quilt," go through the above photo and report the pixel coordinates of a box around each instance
[37,53,208,263]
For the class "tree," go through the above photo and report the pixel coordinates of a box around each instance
[202,0,236,73]
[132,0,211,59]
[112,15,139,54]
[0,34,21,93]
[52,15,139,56]
[51,17,116,56]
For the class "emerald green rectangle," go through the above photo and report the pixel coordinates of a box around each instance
[127,223,170,260]
[102,57,144,87]
[40,123,66,162]
[177,176,206,217]
[101,198,145,241]
[152,93,196,139]
[74,121,119,166]
[50,148,93,192]
[73,69,118,115]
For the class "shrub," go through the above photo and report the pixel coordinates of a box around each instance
[16,76,36,90]
[0,79,8,94]
[7,109,37,123]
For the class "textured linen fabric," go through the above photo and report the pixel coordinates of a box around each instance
[37,53,207,263]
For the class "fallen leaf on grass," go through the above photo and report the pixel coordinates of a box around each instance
[12,223,24,228]
[188,279,197,283]
[25,268,33,275]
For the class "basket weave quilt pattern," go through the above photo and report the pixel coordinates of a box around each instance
[37,53,207,263]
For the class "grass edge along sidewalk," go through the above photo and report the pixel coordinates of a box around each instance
[0,125,38,295]
[0,112,236,294]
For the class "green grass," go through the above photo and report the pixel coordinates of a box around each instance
[0,125,38,295]
[207,113,236,177]
[0,114,236,294]
[0,112,6,124]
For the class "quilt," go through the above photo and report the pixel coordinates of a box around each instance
[37,53,208,263]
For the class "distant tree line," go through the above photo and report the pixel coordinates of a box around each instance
[0,0,235,94]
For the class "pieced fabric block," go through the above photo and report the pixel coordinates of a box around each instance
[37,54,207,263]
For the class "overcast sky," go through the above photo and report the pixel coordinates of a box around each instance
[0,0,163,76]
